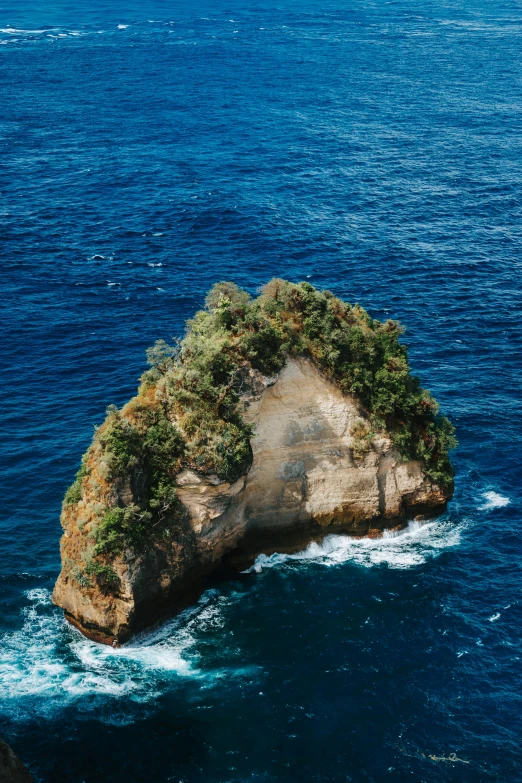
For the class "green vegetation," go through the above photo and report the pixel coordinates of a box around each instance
[89,405,185,557]
[98,406,143,478]
[92,506,149,556]
[63,460,90,506]
[84,561,120,591]
[350,419,375,462]
[71,565,90,589]
[146,278,455,486]
[64,278,456,569]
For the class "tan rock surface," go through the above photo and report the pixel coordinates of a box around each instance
[53,357,451,644]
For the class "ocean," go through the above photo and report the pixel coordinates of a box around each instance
[1,1,521,780]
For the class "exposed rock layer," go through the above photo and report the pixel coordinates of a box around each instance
[53,358,452,644]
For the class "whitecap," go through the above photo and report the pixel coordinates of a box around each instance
[0,588,203,720]
[25,588,52,606]
[0,28,49,34]
[479,491,510,510]
[0,606,81,703]
[0,516,460,723]
[71,624,196,677]
[488,612,501,622]
[244,518,461,574]
[117,24,128,30]
[60,671,133,697]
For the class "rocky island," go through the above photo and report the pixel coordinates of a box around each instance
[53,280,456,644]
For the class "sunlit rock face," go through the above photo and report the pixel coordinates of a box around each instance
[53,358,451,645]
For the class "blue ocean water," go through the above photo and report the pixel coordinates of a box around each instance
[1,1,522,780]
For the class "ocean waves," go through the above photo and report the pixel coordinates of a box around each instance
[0,588,197,721]
[0,585,261,724]
[246,518,463,573]
[0,517,463,723]
[479,491,510,510]
[1,0,522,777]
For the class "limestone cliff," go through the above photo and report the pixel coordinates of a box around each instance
[53,357,451,645]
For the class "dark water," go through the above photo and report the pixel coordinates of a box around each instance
[1,1,522,780]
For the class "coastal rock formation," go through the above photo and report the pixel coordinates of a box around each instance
[53,279,455,644]
[53,357,450,645]
[0,737,33,783]
[177,358,448,550]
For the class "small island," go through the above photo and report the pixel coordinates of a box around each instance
[53,279,456,644]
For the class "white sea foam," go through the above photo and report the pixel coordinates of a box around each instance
[488,612,501,622]
[0,589,201,719]
[0,586,256,721]
[244,518,461,574]
[25,587,52,605]
[71,625,196,678]
[0,518,461,720]
[117,24,129,29]
[0,28,49,34]
[479,491,510,510]
[0,604,82,703]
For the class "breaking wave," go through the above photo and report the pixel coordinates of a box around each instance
[0,518,462,722]
[245,518,462,573]
[479,491,510,510]
[0,587,251,723]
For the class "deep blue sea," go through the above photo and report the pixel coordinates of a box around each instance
[1,1,522,781]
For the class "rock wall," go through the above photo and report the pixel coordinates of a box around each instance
[0,737,33,783]
[53,358,451,644]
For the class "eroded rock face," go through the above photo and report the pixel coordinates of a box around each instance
[53,358,452,644]
[0,737,33,783]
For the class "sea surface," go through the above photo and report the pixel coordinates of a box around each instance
[1,1,522,781]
